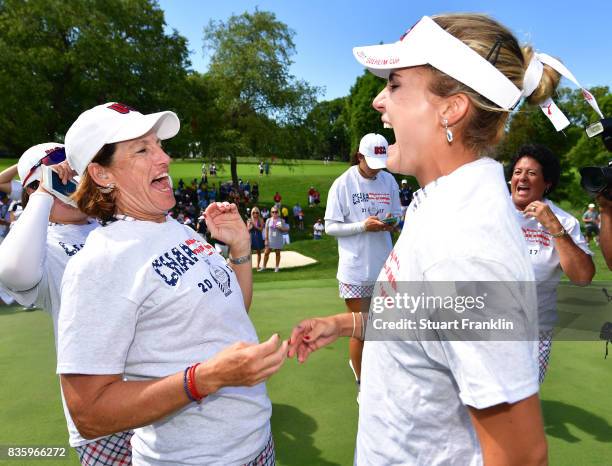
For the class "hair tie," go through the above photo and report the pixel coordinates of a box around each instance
[485,36,505,65]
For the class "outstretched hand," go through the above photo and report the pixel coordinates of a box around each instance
[204,202,250,250]
[198,334,289,393]
[288,316,342,364]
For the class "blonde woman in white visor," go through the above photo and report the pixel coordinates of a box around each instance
[286,13,600,465]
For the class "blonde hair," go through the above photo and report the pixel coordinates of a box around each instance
[429,14,561,155]
[250,206,262,226]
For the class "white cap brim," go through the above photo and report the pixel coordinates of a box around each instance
[364,154,387,169]
[108,111,180,145]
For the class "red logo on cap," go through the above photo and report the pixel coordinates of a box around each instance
[374,146,387,155]
[107,103,136,114]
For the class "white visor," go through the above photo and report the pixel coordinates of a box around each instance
[353,16,522,110]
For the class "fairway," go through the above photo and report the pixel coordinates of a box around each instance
[1,158,611,465]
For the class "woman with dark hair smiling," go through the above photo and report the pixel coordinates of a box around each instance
[510,143,594,382]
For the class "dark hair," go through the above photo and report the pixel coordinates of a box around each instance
[20,180,40,207]
[509,144,561,194]
[72,143,117,222]
[350,151,363,166]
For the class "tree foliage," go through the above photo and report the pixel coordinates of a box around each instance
[344,71,394,152]
[202,9,320,183]
[0,0,190,154]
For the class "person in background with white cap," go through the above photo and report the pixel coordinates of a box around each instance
[285,12,592,465]
[582,202,600,245]
[57,102,286,465]
[509,144,594,383]
[324,133,401,393]
[0,143,135,465]
[398,178,413,220]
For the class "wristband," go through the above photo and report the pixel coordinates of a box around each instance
[550,226,568,238]
[229,254,251,265]
[186,363,205,403]
[183,367,197,403]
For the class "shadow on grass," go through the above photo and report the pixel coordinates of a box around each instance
[542,400,612,443]
[272,403,341,466]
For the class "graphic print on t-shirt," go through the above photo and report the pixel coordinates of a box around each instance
[58,241,85,256]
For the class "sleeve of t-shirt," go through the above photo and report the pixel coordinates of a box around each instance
[324,179,346,222]
[57,256,138,375]
[422,257,539,410]
[562,214,593,256]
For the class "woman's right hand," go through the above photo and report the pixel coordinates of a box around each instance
[288,315,343,363]
[364,216,393,232]
[197,334,288,393]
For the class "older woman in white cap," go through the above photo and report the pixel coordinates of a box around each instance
[0,144,135,465]
[287,13,603,465]
[57,102,287,465]
[324,133,401,392]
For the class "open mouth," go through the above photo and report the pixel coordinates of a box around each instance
[151,173,172,192]
[515,184,530,194]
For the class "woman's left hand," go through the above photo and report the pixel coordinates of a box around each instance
[204,202,250,252]
[523,200,563,234]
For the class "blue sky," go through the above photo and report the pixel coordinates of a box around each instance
[158,0,612,101]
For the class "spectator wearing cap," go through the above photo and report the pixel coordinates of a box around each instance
[56,102,286,465]
[582,202,600,245]
[321,133,401,390]
[0,143,135,463]
[399,179,413,219]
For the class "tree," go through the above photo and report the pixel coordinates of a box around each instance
[344,71,393,153]
[304,98,350,160]
[0,0,190,155]
[203,9,320,184]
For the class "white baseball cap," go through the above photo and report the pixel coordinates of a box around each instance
[359,133,389,169]
[18,142,66,187]
[588,203,595,208]
[401,179,408,184]
[353,15,522,111]
[65,102,180,176]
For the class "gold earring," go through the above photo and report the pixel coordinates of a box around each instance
[98,183,115,194]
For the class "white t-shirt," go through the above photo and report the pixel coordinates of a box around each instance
[325,165,401,284]
[313,222,324,238]
[57,218,271,465]
[514,199,592,330]
[0,193,99,447]
[9,180,23,201]
[357,158,539,465]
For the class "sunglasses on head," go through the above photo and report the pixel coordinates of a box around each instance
[22,147,66,187]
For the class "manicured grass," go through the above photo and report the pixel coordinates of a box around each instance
[1,157,611,465]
